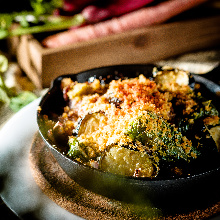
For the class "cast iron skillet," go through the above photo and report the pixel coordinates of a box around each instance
[37,64,220,211]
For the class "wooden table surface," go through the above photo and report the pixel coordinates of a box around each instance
[0,46,219,220]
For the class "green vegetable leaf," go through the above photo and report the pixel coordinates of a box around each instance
[31,0,63,15]
[0,54,10,98]
[9,91,37,112]
[0,13,85,39]
[0,29,9,40]
[0,54,38,112]
[68,137,89,162]
[0,55,8,73]
[68,136,99,162]
[0,87,10,105]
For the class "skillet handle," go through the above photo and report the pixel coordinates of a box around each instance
[192,64,220,94]
[193,74,220,96]
[196,65,220,85]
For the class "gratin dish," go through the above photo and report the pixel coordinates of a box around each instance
[37,64,220,210]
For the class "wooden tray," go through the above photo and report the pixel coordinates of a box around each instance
[9,13,220,89]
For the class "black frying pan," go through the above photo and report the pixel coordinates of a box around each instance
[37,64,220,212]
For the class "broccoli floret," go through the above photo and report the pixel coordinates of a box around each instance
[126,112,198,163]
